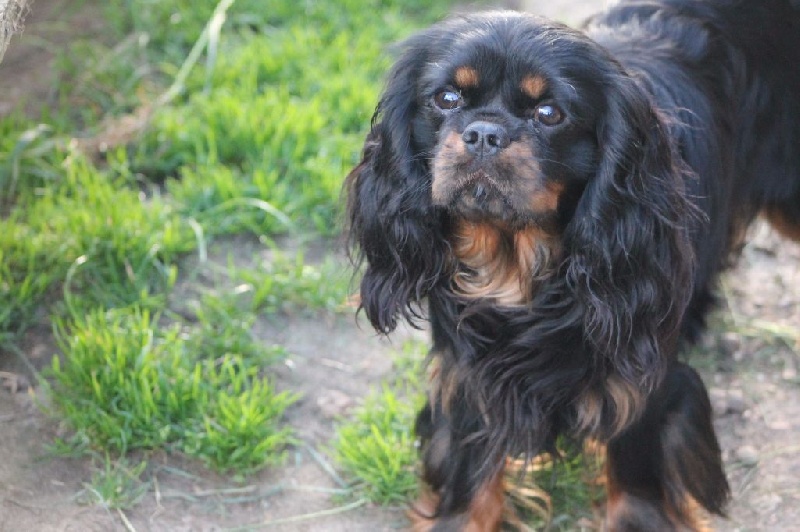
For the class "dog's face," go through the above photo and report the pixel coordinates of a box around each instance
[347,10,694,347]
[407,13,609,231]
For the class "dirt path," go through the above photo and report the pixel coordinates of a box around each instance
[1,1,799,531]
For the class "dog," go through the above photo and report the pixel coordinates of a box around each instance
[345,1,800,529]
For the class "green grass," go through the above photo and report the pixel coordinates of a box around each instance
[0,220,60,343]
[231,252,353,315]
[332,341,427,505]
[47,306,296,474]
[0,0,456,511]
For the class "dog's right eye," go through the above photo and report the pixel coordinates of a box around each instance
[434,89,463,110]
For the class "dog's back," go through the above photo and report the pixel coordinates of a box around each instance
[586,0,800,338]
[587,0,800,198]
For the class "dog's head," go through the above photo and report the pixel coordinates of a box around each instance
[346,12,695,393]
[418,14,606,232]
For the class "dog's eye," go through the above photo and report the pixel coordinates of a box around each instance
[533,103,564,126]
[434,89,463,110]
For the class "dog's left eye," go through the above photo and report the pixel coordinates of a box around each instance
[433,89,463,110]
[533,103,564,126]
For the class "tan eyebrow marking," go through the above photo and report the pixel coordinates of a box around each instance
[454,66,480,89]
[520,74,548,99]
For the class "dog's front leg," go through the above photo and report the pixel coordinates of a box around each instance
[410,396,507,532]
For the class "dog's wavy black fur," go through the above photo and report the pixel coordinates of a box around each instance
[346,1,800,529]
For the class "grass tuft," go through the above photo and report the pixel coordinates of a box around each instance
[333,385,423,505]
[0,0,456,505]
[78,456,150,510]
[46,306,296,475]
[332,341,427,505]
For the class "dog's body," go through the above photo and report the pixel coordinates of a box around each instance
[346,1,800,529]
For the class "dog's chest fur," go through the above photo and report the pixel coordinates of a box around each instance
[449,221,557,305]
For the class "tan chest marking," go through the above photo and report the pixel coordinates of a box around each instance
[451,221,556,305]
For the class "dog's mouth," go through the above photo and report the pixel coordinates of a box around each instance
[449,171,511,221]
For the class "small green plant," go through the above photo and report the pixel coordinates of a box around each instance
[48,308,198,451]
[183,363,296,474]
[78,456,150,510]
[0,121,61,209]
[333,385,423,505]
[33,154,193,314]
[333,341,427,505]
[0,221,61,343]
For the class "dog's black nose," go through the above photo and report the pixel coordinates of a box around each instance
[462,121,510,156]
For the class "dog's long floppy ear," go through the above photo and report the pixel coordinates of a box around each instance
[565,72,697,392]
[345,42,449,334]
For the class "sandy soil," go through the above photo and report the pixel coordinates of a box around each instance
[1,1,799,531]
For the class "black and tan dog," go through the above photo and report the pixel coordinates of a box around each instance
[346,1,800,529]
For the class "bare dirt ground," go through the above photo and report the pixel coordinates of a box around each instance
[1,1,799,531]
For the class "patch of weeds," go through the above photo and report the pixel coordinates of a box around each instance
[182,362,296,475]
[48,308,195,451]
[46,306,296,475]
[0,120,61,209]
[46,432,93,459]
[107,0,276,63]
[51,35,152,126]
[150,87,356,234]
[333,385,423,505]
[78,456,150,510]
[133,0,456,233]
[332,340,427,505]
[389,339,430,390]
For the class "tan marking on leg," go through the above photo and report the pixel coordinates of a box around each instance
[408,490,438,532]
[464,470,507,532]
[408,469,510,531]
[430,358,462,415]
[605,458,709,531]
